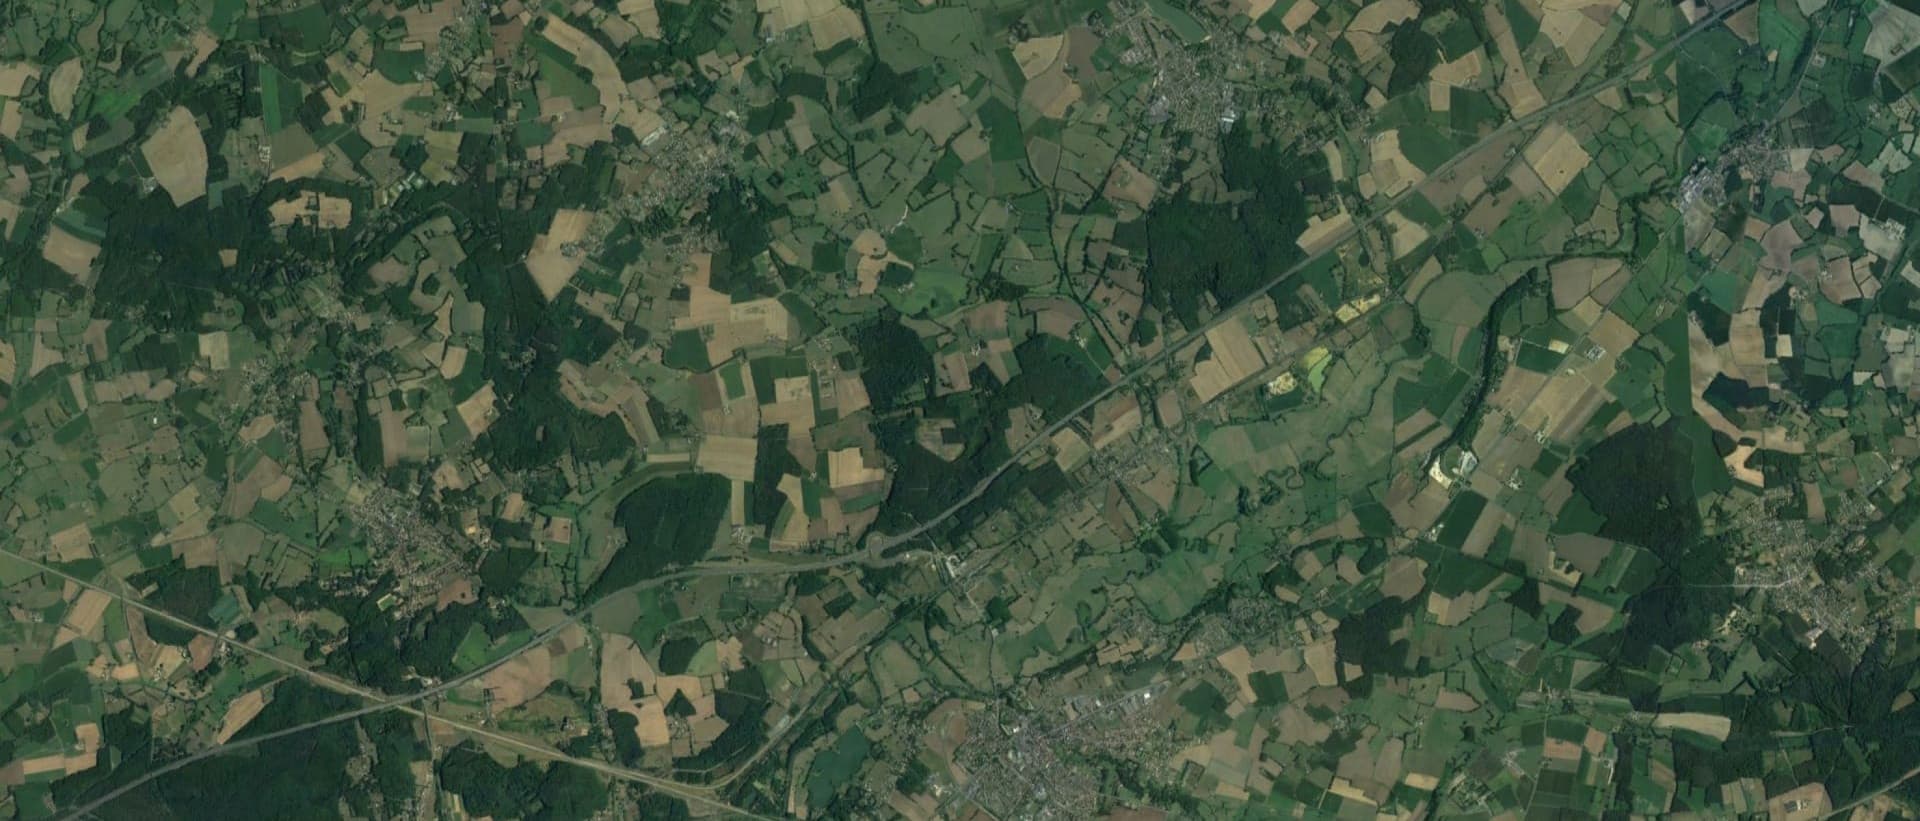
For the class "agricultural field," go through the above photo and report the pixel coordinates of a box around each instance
[3,0,1920,819]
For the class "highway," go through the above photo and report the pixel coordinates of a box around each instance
[33,3,1754,816]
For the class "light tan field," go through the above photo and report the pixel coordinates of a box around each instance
[1432,485,1492,550]
[1537,0,1615,65]
[697,434,759,481]
[6,723,100,784]
[1548,257,1622,310]
[142,106,209,206]
[221,453,288,518]
[49,523,94,562]
[42,225,100,285]
[0,63,39,97]
[1022,64,1082,119]
[1523,122,1592,195]
[298,400,330,457]
[455,382,499,437]
[935,350,974,396]
[834,372,871,415]
[1296,208,1354,254]
[1281,0,1319,31]
[1367,130,1421,197]
[1723,3,1761,44]
[198,331,232,370]
[557,360,662,447]
[525,209,594,301]
[484,646,554,710]
[1687,314,1805,453]
[54,589,112,648]
[828,446,886,489]
[1486,3,1546,115]
[905,87,970,144]
[848,229,909,294]
[1015,36,1083,119]
[378,405,409,468]
[669,254,801,361]
[618,0,663,38]
[1345,0,1418,62]
[1428,51,1484,109]
[808,5,865,49]
[268,191,352,228]
[1012,35,1065,79]
[758,0,864,50]
[1103,159,1158,211]
[762,374,816,428]
[541,16,662,137]
[1091,395,1143,449]
[772,474,811,545]
[1725,443,1765,486]
[1051,428,1091,471]
[1386,210,1430,259]
[213,688,271,745]
[600,634,673,747]
[47,59,82,117]
[1190,318,1267,404]
[714,299,799,362]
[480,625,583,709]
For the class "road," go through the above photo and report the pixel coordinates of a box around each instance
[1826,763,1920,819]
[860,0,1755,557]
[2,543,773,821]
[27,499,931,819]
[26,452,939,820]
[38,2,1753,816]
